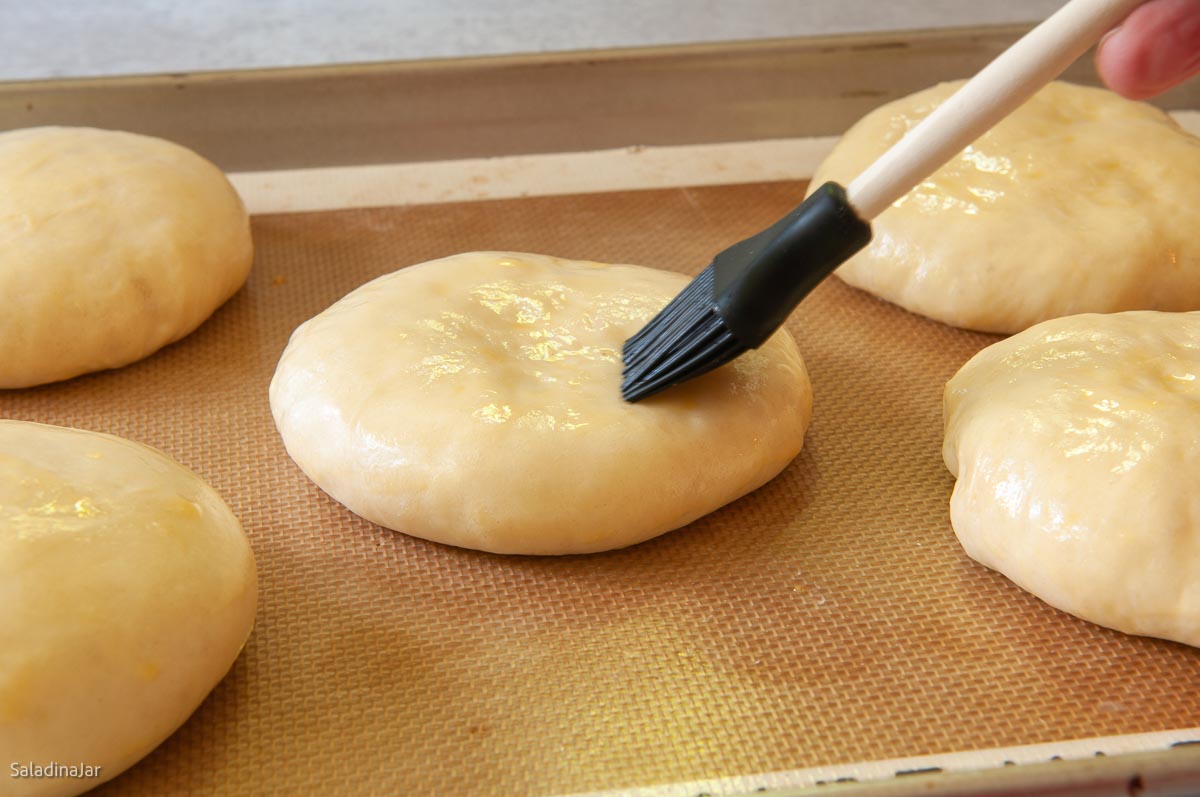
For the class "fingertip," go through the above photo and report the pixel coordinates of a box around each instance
[1095,27,1155,100]
[1095,0,1200,100]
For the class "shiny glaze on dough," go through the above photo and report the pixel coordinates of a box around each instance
[270,252,813,554]
[943,312,1200,646]
[0,420,257,795]
[812,81,1200,333]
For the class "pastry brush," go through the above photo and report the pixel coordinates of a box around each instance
[621,0,1147,402]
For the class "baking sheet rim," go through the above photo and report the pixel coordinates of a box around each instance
[566,727,1200,796]
[228,112,1200,215]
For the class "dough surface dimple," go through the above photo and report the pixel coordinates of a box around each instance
[0,126,253,388]
[943,311,1200,647]
[0,420,257,796]
[811,81,1200,333]
[270,251,813,555]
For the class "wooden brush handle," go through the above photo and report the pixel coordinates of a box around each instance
[845,0,1148,220]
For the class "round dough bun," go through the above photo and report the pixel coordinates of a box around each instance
[943,311,1200,647]
[270,251,813,555]
[0,126,253,388]
[811,81,1200,334]
[0,421,257,796]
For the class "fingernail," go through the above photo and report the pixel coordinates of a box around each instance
[1098,24,1123,48]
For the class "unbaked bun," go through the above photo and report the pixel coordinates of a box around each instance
[0,420,257,796]
[811,81,1200,333]
[0,126,252,388]
[943,311,1200,647]
[270,251,813,554]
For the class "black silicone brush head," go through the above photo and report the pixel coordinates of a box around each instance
[620,267,742,403]
[620,182,871,403]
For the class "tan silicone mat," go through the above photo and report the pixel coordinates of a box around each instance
[5,181,1200,795]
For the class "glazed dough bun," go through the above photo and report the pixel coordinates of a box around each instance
[811,81,1200,333]
[270,252,813,555]
[0,127,253,388]
[0,421,257,797]
[943,312,1200,647]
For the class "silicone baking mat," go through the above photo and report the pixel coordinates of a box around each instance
[4,181,1199,795]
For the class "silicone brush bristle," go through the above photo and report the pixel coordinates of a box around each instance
[620,182,873,403]
[620,266,745,402]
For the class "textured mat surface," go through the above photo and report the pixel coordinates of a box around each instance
[4,181,1199,796]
